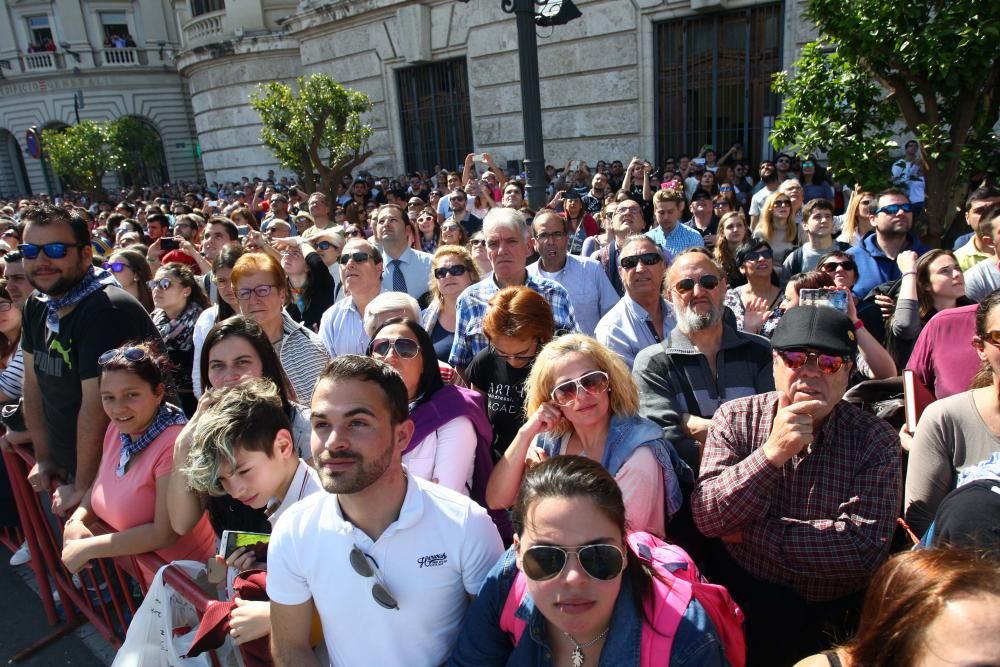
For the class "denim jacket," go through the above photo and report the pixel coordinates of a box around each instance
[537,414,690,517]
[448,548,729,667]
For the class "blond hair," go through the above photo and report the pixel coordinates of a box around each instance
[757,190,798,244]
[429,245,480,304]
[525,334,638,436]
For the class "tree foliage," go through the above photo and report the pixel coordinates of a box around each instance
[250,73,374,199]
[107,117,165,192]
[41,121,113,201]
[772,0,1000,238]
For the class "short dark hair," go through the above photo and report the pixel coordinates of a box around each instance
[201,315,295,406]
[366,318,443,409]
[875,187,910,205]
[801,198,835,220]
[317,355,408,425]
[207,216,239,241]
[20,204,91,246]
[146,213,170,228]
[967,185,1000,210]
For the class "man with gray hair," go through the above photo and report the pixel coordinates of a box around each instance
[633,247,774,474]
[318,237,383,357]
[449,208,578,371]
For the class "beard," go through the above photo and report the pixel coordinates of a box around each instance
[675,301,723,333]
[316,443,394,495]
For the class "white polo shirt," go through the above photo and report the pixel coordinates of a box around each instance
[266,471,503,667]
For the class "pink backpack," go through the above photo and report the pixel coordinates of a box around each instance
[499,532,746,667]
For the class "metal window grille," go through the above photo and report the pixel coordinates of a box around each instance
[397,58,474,174]
[190,0,224,18]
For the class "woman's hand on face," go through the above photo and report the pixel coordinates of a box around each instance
[897,250,919,275]
[522,402,563,438]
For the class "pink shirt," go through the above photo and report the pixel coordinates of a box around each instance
[906,305,979,400]
[91,423,216,585]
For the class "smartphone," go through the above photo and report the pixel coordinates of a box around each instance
[799,288,849,313]
[472,153,486,163]
[160,238,180,251]
[692,157,706,166]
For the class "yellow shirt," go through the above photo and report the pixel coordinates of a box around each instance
[954,236,991,272]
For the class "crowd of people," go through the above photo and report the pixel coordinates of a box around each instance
[0,145,998,667]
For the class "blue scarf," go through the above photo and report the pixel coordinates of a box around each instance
[117,402,187,477]
[36,266,118,335]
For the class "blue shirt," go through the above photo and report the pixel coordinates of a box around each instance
[847,231,930,298]
[646,223,705,260]
[595,294,677,369]
[449,273,578,369]
[381,246,433,301]
[527,254,620,336]
[318,296,369,357]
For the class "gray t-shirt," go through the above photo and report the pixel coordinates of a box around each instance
[904,390,1000,536]
[963,258,1000,302]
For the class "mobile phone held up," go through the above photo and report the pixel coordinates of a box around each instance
[160,238,180,251]
[799,288,848,313]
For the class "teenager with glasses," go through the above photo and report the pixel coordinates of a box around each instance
[693,305,902,666]
[60,342,216,587]
[487,334,683,539]
[422,245,480,362]
[268,356,502,667]
[467,286,554,463]
[452,455,728,666]
[150,262,210,415]
[847,187,929,299]
[105,248,153,311]
[723,238,786,338]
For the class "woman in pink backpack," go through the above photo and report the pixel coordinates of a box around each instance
[449,456,742,667]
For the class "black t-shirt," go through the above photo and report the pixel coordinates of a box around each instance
[22,284,162,473]
[466,348,533,462]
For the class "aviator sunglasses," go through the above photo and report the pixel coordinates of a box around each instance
[521,544,626,582]
[370,337,420,359]
[672,274,720,295]
[550,370,610,407]
[776,349,850,374]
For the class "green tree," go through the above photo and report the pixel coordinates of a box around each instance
[108,117,165,191]
[772,0,1000,238]
[41,121,113,201]
[250,74,374,199]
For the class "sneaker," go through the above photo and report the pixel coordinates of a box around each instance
[9,541,30,566]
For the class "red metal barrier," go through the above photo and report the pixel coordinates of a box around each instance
[2,441,237,665]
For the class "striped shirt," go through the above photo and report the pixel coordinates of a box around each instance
[692,392,901,602]
[279,311,330,405]
[0,345,24,399]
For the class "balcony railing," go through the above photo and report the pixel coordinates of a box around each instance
[101,47,147,66]
[21,51,63,72]
[183,9,226,48]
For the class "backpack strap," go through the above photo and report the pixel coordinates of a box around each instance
[628,533,692,667]
[499,570,529,646]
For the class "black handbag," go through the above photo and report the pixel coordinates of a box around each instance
[842,377,905,430]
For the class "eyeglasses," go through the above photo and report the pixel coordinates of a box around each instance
[236,284,277,301]
[0,301,13,312]
[370,337,420,359]
[470,239,486,247]
[713,202,731,209]
[534,231,567,243]
[338,251,376,265]
[345,229,366,238]
[875,203,913,215]
[490,342,538,362]
[743,249,773,263]
[521,544,626,582]
[98,346,148,366]
[616,206,641,216]
[620,252,663,270]
[550,370,610,406]
[672,274,721,294]
[776,349,850,374]
[349,546,398,610]
[315,241,340,252]
[104,261,127,273]
[820,260,857,273]
[147,278,174,291]
[434,265,468,279]
[980,331,1000,348]
[772,200,791,208]
[18,242,87,260]
[1,230,18,238]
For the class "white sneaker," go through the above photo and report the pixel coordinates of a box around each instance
[9,541,30,566]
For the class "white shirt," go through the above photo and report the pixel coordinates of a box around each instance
[267,472,503,667]
[268,459,323,528]
[318,297,369,357]
[191,306,219,398]
[528,254,620,335]
[403,416,476,496]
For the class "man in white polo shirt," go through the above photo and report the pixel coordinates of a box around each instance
[268,356,503,667]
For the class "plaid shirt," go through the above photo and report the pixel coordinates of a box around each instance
[448,273,578,369]
[692,392,901,602]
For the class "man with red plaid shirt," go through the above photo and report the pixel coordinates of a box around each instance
[691,306,901,667]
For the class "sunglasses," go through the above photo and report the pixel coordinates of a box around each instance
[345,229,366,238]
[776,349,850,374]
[315,241,340,251]
[980,331,1000,348]
[98,346,149,366]
[470,239,486,247]
[875,203,913,215]
[370,337,420,359]
[620,252,663,270]
[338,251,376,265]
[820,260,857,273]
[147,278,174,291]
[441,224,461,233]
[743,249,773,263]
[713,202,730,209]
[772,200,791,208]
[18,242,87,260]
[672,274,720,294]
[490,342,538,362]
[521,544,626,582]
[434,265,468,279]
[349,546,398,610]
[550,370,610,407]
[104,261,127,273]
[236,284,277,301]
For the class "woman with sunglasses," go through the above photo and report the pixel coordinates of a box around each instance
[150,262,210,415]
[754,190,798,263]
[723,239,786,337]
[487,334,682,538]
[451,456,727,667]
[468,231,492,276]
[440,219,469,247]
[714,211,750,287]
[366,317,489,495]
[468,287,555,462]
[61,342,217,586]
[416,206,442,254]
[422,246,481,362]
[271,237,335,333]
[192,244,244,398]
[105,248,153,311]
[835,189,875,247]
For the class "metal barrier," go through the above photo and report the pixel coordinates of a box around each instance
[2,441,236,665]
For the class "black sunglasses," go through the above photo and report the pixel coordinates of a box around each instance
[98,346,149,366]
[434,265,468,279]
[315,241,340,251]
[672,274,720,294]
[521,544,626,582]
[743,249,773,263]
[620,252,663,270]
[339,251,377,265]
[875,203,913,215]
[820,260,857,273]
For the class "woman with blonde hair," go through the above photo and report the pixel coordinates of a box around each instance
[836,189,875,246]
[753,190,798,263]
[485,334,683,538]
[714,211,750,286]
[421,245,481,361]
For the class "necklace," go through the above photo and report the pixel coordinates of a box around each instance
[562,627,610,667]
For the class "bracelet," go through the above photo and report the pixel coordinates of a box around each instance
[853,319,865,331]
[902,271,916,277]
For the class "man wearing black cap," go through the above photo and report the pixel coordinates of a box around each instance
[686,189,718,249]
[691,305,902,667]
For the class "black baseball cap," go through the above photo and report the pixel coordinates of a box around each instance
[771,305,858,357]
[691,189,713,202]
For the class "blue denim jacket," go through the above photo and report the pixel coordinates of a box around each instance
[448,548,729,667]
